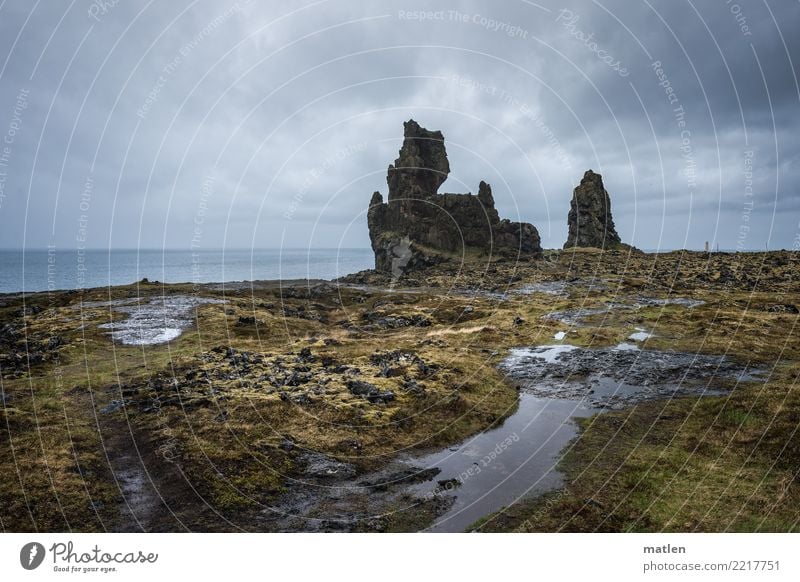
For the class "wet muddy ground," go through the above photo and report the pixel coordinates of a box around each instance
[255,394,596,532]
[500,344,760,409]
[251,338,762,532]
[6,250,795,533]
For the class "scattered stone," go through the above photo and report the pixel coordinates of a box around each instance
[18,305,43,317]
[297,347,315,362]
[280,391,313,405]
[346,380,395,403]
[347,380,379,397]
[401,378,426,396]
[370,350,421,367]
[359,467,441,491]
[282,371,312,387]
[300,452,357,480]
[100,399,125,414]
[336,439,362,452]
[376,365,403,378]
[282,306,324,322]
[766,304,799,314]
[362,311,431,329]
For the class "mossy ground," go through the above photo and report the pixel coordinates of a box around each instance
[1,250,798,531]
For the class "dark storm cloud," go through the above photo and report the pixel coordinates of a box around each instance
[0,0,797,251]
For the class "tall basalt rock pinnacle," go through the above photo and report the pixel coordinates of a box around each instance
[564,170,622,249]
[367,120,541,275]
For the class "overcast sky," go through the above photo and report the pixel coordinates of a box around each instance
[0,0,797,251]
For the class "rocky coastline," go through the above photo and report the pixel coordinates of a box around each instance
[1,122,797,532]
[1,244,798,532]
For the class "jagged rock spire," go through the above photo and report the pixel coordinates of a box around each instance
[564,170,622,249]
[387,119,450,200]
[367,120,542,275]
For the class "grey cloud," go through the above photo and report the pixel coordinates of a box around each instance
[0,0,797,252]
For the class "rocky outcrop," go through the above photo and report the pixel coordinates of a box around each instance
[368,120,541,275]
[564,170,622,249]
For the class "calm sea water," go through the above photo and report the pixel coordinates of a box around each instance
[0,249,374,294]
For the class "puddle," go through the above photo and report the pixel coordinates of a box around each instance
[613,342,641,351]
[629,328,654,342]
[259,454,445,533]
[508,345,579,364]
[553,331,567,341]
[457,278,611,302]
[406,394,596,532]
[544,296,705,326]
[636,297,705,309]
[259,396,596,533]
[514,281,570,297]
[257,342,761,532]
[97,295,225,345]
[499,344,760,409]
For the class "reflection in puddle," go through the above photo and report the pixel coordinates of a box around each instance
[257,341,763,532]
[398,341,763,531]
[408,394,596,532]
[508,345,579,364]
[394,341,761,531]
[613,342,641,351]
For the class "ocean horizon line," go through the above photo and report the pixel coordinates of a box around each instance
[0,246,788,253]
[0,247,373,252]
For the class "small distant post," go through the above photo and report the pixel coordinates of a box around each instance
[704,241,709,253]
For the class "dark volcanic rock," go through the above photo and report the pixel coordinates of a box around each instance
[564,170,622,249]
[347,380,395,403]
[300,452,357,480]
[367,119,542,275]
[766,303,799,314]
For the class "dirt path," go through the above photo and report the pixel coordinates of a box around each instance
[94,400,231,532]
[101,423,166,532]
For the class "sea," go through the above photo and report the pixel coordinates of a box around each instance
[0,248,375,294]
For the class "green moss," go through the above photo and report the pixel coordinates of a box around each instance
[2,250,799,531]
